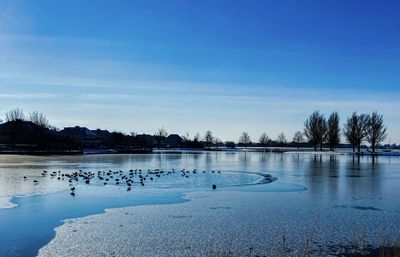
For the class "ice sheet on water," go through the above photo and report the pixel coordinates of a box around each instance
[0,197,16,209]
[3,152,400,256]
[0,172,69,209]
[84,170,264,189]
[37,189,400,257]
[235,181,307,192]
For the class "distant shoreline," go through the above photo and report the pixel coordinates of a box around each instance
[0,147,399,156]
[0,148,152,156]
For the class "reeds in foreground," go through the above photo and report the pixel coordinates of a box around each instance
[209,223,400,257]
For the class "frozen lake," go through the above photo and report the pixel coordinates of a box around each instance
[0,152,399,256]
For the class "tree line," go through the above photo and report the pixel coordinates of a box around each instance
[182,111,388,153]
[304,111,387,153]
[0,108,78,150]
[0,108,389,152]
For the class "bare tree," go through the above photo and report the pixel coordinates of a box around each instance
[277,132,287,147]
[326,112,340,151]
[154,127,168,148]
[129,132,137,147]
[304,112,319,151]
[5,108,25,122]
[194,132,200,142]
[213,137,222,145]
[318,116,327,151]
[29,111,49,129]
[366,111,387,153]
[259,132,269,151]
[344,112,369,153]
[356,114,370,153]
[292,131,304,149]
[344,113,358,152]
[204,130,213,147]
[304,111,327,151]
[4,108,25,146]
[239,131,251,148]
[182,132,191,142]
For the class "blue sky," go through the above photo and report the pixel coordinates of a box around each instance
[0,0,399,143]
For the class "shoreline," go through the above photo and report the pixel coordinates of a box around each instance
[36,188,398,257]
[0,147,399,156]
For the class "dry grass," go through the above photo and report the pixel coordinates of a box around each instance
[210,223,400,257]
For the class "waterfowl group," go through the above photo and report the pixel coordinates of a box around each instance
[24,168,223,196]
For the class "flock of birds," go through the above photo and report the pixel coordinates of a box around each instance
[24,168,221,196]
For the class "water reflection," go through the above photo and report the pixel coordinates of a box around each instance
[0,152,398,208]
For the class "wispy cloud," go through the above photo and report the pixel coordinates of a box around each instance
[0,93,63,99]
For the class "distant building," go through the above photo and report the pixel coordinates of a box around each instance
[92,129,112,145]
[135,134,157,147]
[0,120,77,150]
[166,134,183,148]
[0,120,36,145]
[58,126,102,147]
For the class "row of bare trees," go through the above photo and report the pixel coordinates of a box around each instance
[153,129,219,149]
[239,131,287,148]
[344,112,387,153]
[4,108,50,129]
[304,111,387,153]
[156,129,298,149]
[153,128,289,149]
[304,111,340,151]
[3,107,386,152]
[154,110,387,152]
[0,108,79,149]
